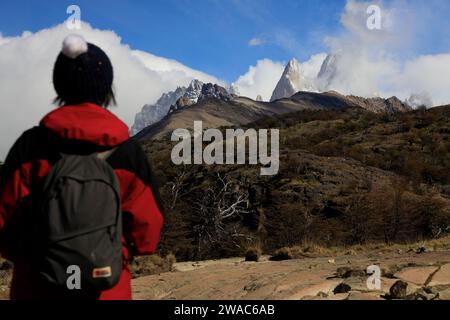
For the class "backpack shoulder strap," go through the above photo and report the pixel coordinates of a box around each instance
[96,148,117,161]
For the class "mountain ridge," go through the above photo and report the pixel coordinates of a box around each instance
[135,89,412,140]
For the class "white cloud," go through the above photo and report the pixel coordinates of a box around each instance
[0,33,13,46]
[131,50,222,84]
[300,53,327,79]
[233,59,285,101]
[387,54,450,106]
[320,0,450,106]
[248,37,265,47]
[0,22,222,159]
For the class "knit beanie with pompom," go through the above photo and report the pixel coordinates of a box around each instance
[53,34,114,106]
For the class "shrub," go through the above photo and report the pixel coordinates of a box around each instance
[130,253,176,278]
[245,247,262,262]
[0,258,13,271]
[269,247,293,261]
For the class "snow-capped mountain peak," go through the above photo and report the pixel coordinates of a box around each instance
[131,79,205,135]
[131,80,235,135]
[185,79,204,101]
[316,54,339,91]
[168,79,205,114]
[130,86,186,135]
[270,58,309,102]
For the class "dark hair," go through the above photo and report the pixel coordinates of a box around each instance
[53,86,117,108]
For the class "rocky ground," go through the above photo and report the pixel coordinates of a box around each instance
[132,250,450,300]
[1,248,449,300]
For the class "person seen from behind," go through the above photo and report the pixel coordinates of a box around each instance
[0,35,164,300]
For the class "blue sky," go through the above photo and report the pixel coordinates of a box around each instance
[2,0,450,82]
[0,0,347,81]
[1,0,450,82]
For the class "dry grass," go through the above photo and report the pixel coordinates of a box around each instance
[130,254,177,279]
[0,257,12,300]
[279,235,450,259]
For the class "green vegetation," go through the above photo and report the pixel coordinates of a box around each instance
[143,105,450,261]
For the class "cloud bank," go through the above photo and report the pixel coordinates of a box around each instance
[0,22,222,159]
[232,59,285,101]
[319,0,450,106]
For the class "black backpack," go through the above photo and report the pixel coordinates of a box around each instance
[32,150,123,295]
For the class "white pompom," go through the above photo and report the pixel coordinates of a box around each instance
[62,34,88,59]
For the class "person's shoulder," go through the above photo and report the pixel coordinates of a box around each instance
[113,138,146,160]
[116,137,143,153]
[0,126,50,181]
[108,138,148,171]
[17,126,41,141]
[8,126,44,157]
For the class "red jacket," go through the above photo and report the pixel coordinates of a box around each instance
[0,103,164,300]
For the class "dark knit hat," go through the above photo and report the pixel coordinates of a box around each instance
[53,35,114,106]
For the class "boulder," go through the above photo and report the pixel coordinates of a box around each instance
[335,267,352,278]
[333,283,352,294]
[389,280,420,299]
[406,288,438,300]
[394,266,439,286]
[288,280,342,300]
[428,264,450,287]
[438,288,450,300]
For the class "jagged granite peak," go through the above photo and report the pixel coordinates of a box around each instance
[331,92,412,113]
[185,79,204,102]
[317,54,339,91]
[132,79,211,135]
[131,86,186,135]
[169,82,232,114]
[270,58,305,102]
[169,80,204,114]
[199,83,232,102]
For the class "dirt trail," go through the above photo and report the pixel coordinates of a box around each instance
[132,250,450,300]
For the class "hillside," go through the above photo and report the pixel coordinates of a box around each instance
[141,104,450,261]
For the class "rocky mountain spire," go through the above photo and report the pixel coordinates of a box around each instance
[270,58,304,102]
[317,54,338,91]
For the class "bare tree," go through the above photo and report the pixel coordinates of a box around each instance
[191,172,250,254]
[168,169,190,210]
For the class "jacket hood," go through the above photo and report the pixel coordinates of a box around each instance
[40,103,129,147]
